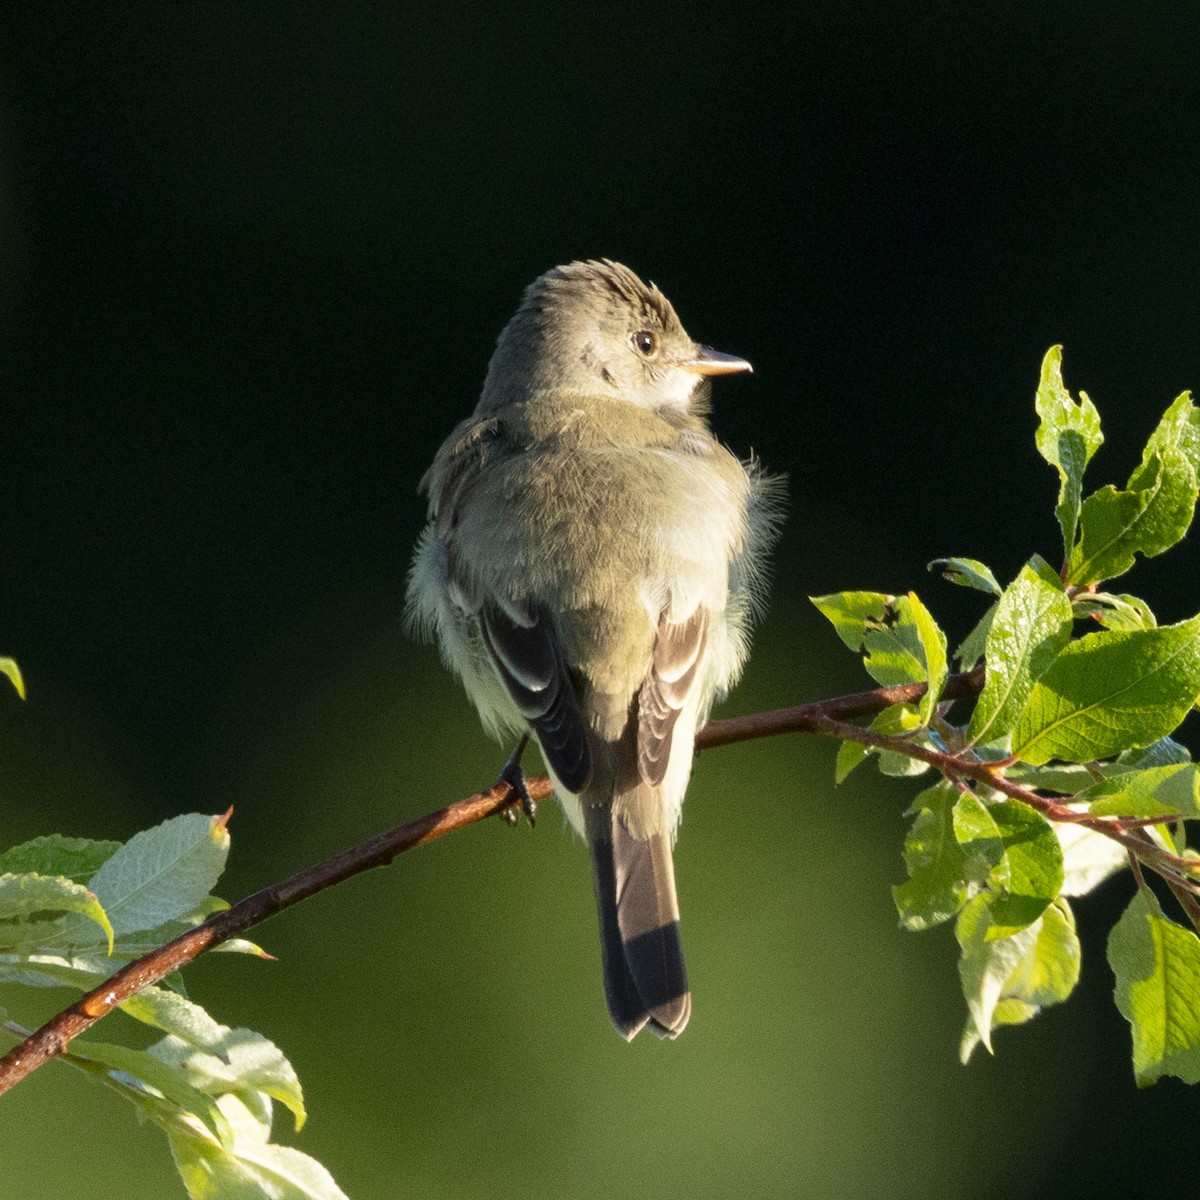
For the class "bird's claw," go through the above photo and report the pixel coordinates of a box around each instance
[497,735,536,827]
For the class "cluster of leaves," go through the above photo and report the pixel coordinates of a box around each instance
[814,347,1200,1082]
[0,812,347,1200]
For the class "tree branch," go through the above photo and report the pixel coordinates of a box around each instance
[0,665,981,1096]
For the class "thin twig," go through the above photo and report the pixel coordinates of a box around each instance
[11,660,1180,1101]
[0,672,984,1095]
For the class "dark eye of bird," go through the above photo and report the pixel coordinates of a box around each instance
[632,330,659,357]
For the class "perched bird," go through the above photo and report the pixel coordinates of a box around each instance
[408,259,781,1039]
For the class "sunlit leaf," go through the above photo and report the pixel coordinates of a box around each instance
[1082,764,1200,819]
[967,563,1072,747]
[1067,446,1197,585]
[0,657,25,700]
[0,873,114,955]
[929,557,1002,596]
[960,899,1080,1061]
[952,795,1063,938]
[0,835,121,884]
[893,782,983,930]
[1034,346,1103,555]
[168,1094,348,1200]
[56,813,231,945]
[1012,615,1200,765]
[1108,889,1200,1085]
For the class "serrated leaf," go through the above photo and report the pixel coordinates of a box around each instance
[1073,592,1158,631]
[168,1094,348,1200]
[1012,614,1200,765]
[1082,764,1200,819]
[1067,445,1198,585]
[0,657,25,700]
[893,783,982,930]
[0,873,114,954]
[929,557,1002,596]
[1108,888,1200,1085]
[960,899,1081,1061]
[0,835,121,883]
[55,813,231,946]
[953,795,1063,937]
[1034,346,1104,555]
[967,563,1072,747]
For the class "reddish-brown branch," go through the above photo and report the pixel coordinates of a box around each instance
[0,777,550,1094]
[2,660,1125,1101]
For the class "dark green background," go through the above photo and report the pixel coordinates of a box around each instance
[2,4,1199,1197]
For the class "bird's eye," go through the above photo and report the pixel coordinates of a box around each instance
[632,330,659,358]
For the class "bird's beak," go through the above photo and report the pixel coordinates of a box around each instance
[680,345,753,376]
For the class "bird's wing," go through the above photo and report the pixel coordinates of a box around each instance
[421,415,502,538]
[636,608,708,787]
[479,598,592,793]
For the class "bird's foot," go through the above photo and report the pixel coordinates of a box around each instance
[497,734,536,827]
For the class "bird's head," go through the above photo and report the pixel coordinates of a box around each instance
[480,259,750,415]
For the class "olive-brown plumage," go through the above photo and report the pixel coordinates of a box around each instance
[408,260,781,1038]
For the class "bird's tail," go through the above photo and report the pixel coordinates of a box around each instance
[584,802,690,1040]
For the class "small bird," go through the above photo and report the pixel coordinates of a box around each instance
[408,260,781,1039]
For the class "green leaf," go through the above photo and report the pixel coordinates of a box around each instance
[1066,445,1198,585]
[0,657,25,700]
[871,703,931,778]
[834,737,869,783]
[1082,764,1200,819]
[1108,888,1200,1085]
[0,873,114,955]
[1055,821,1130,897]
[126,988,307,1132]
[955,601,996,670]
[167,1094,348,1200]
[893,782,984,930]
[1072,592,1158,631]
[0,952,112,989]
[960,899,1081,1062]
[67,1037,233,1143]
[55,813,231,945]
[1012,614,1200,765]
[0,835,121,883]
[1113,736,1193,771]
[1034,345,1104,555]
[929,557,1002,596]
[810,590,947,709]
[1144,390,1200,478]
[956,896,1041,1058]
[967,563,1073,747]
[953,795,1064,937]
[908,593,949,723]
[811,591,896,653]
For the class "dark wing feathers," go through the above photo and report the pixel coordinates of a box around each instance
[636,609,708,787]
[479,601,592,792]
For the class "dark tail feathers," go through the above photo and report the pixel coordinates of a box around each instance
[586,806,691,1040]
